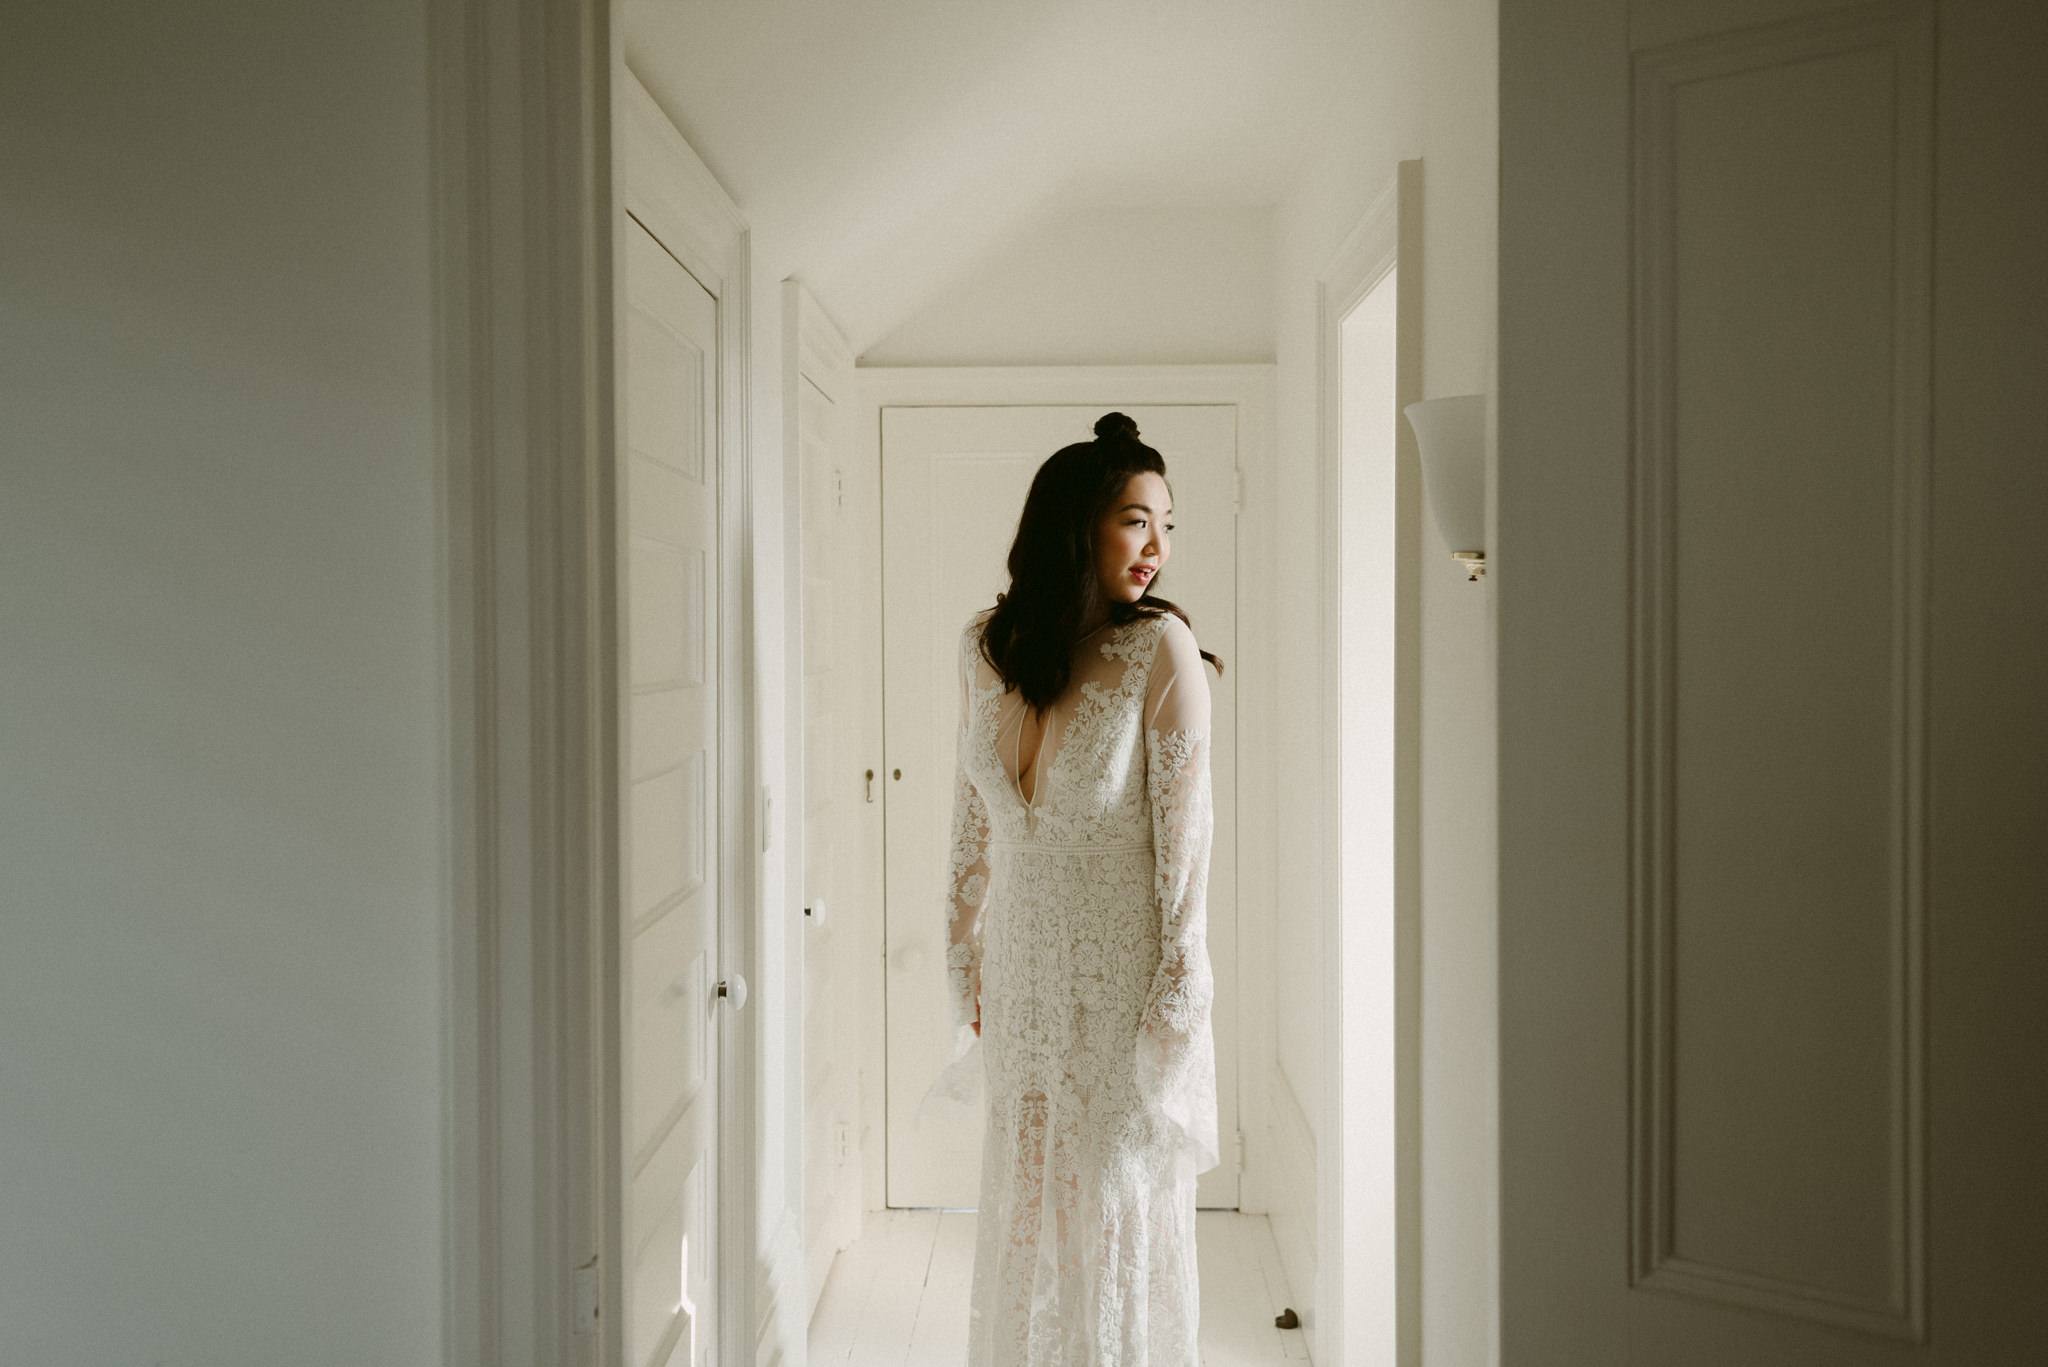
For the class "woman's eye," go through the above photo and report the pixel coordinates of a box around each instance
[1164,523,1175,533]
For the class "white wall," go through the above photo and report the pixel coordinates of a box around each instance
[860,206,1275,367]
[1266,0,1499,1360]
[0,3,446,1363]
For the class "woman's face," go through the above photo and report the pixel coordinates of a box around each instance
[1093,471,1173,605]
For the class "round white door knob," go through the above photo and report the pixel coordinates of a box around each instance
[716,973,748,1011]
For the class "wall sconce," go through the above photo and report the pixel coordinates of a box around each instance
[1404,394,1488,580]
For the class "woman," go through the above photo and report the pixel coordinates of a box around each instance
[945,412,1220,1367]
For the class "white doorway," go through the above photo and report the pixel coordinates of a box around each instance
[1315,163,1423,1367]
[876,402,1243,1213]
[437,36,762,1364]
[1337,266,1399,1364]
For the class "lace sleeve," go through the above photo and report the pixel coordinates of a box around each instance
[1138,616,1219,1173]
[945,626,992,1058]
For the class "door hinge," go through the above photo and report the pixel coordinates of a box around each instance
[1232,469,1243,514]
[572,1256,600,1335]
[1234,1129,1247,1175]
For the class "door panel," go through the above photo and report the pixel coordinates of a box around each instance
[881,404,1241,1210]
[1500,0,2047,1362]
[621,215,720,1367]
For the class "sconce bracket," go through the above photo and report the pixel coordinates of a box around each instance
[1452,551,1487,582]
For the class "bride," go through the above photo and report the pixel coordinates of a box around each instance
[945,412,1220,1367]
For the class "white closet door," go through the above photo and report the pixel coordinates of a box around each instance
[620,215,720,1367]
[881,404,1241,1210]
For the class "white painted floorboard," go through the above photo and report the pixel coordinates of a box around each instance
[810,1210,1309,1367]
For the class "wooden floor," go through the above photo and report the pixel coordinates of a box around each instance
[809,1210,1310,1367]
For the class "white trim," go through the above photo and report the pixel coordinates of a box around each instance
[849,364,1277,1220]
[790,285,856,399]
[1314,161,1424,1367]
[618,73,748,298]
[617,65,762,1367]
[434,0,617,1361]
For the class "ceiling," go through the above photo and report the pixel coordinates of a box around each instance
[623,0,1371,352]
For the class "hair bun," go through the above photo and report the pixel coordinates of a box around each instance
[1093,411,1140,442]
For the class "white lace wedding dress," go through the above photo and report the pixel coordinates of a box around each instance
[945,609,1218,1367]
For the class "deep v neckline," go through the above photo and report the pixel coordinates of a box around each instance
[1012,706,1048,809]
[1004,690,1071,812]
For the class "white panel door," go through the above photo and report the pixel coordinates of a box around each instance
[620,216,720,1367]
[1500,0,2046,1363]
[881,405,1240,1210]
[793,293,877,1309]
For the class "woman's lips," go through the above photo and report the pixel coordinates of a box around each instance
[1129,566,1154,582]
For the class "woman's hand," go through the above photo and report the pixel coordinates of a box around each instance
[972,986,982,1037]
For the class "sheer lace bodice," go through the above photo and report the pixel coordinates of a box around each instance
[943,610,1217,1367]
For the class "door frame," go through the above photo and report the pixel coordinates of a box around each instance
[1313,163,1424,1367]
[433,1,761,1358]
[784,280,869,1320]
[849,365,1276,1218]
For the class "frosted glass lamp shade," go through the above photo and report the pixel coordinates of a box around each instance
[1404,394,1487,556]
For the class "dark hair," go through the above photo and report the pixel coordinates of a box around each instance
[980,412,1223,711]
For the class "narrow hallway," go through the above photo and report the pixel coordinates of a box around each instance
[811,1211,1309,1367]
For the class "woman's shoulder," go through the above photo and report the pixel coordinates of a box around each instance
[1140,609,1198,656]
[1103,608,1182,667]
[1151,610,1196,649]
[957,608,996,667]
[1144,610,1208,677]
